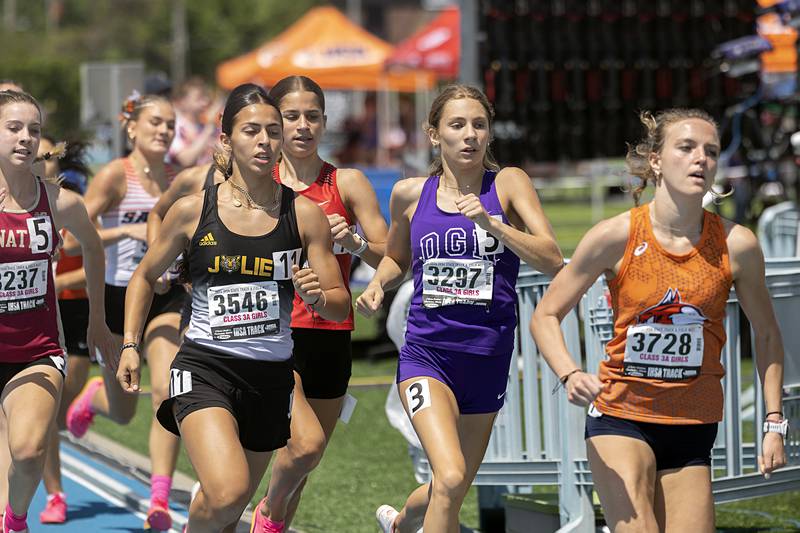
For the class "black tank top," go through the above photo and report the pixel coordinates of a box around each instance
[203,164,216,189]
[183,183,304,361]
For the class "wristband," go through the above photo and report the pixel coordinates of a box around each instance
[766,411,784,418]
[350,233,368,256]
[560,369,581,385]
[121,342,140,354]
[552,369,581,394]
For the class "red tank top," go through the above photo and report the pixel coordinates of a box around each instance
[274,162,354,330]
[56,229,87,300]
[0,180,65,362]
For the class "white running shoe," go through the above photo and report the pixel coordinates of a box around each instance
[375,505,399,533]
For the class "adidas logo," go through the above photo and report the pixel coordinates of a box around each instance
[199,232,217,246]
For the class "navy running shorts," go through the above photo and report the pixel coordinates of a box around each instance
[585,408,718,471]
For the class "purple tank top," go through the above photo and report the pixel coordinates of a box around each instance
[405,171,520,356]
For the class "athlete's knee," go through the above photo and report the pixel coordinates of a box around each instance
[202,481,251,523]
[431,467,469,502]
[287,435,325,473]
[9,439,47,474]
[107,400,137,425]
[150,380,170,409]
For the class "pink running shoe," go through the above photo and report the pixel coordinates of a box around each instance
[39,492,67,524]
[66,377,104,438]
[249,498,284,533]
[144,499,171,531]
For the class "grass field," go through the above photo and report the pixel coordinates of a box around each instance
[87,198,799,532]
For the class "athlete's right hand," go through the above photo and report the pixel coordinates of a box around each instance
[116,347,141,393]
[87,319,118,374]
[292,264,322,304]
[565,371,604,406]
[124,223,148,242]
[356,283,384,317]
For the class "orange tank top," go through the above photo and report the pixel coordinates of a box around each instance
[595,203,732,425]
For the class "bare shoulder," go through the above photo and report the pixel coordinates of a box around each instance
[169,190,205,223]
[46,181,82,212]
[583,211,631,254]
[722,217,758,251]
[93,158,126,184]
[391,176,427,202]
[293,192,325,220]
[495,166,532,186]
[722,218,762,268]
[336,167,370,187]
[176,164,209,183]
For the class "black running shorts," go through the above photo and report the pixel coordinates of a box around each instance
[104,283,187,335]
[157,339,294,453]
[58,298,90,356]
[292,328,352,399]
[585,410,718,471]
[0,355,66,395]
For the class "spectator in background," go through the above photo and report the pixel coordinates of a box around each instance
[168,77,218,168]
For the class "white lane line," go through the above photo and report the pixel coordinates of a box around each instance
[61,449,187,531]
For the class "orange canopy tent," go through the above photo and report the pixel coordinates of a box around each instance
[216,6,436,92]
[386,7,460,80]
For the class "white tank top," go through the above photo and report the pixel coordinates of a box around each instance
[101,158,176,286]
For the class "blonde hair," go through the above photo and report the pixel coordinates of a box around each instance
[119,92,171,128]
[625,108,718,206]
[425,84,500,177]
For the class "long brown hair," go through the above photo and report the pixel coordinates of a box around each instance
[424,84,499,177]
[269,75,325,113]
[625,108,718,206]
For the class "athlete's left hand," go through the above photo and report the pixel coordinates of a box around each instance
[328,214,357,251]
[759,431,787,478]
[116,346,141,393]
[154,274,171,295]
[455,194,491,229]
[292,264,322,305]
[87,318,119,374]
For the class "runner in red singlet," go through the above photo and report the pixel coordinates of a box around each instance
[250,75,388,533]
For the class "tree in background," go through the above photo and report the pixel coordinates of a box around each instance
[0,0,320,138]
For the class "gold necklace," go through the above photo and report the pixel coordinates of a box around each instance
[229,182,281,213]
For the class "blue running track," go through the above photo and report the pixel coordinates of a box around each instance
[30,441,187,532]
